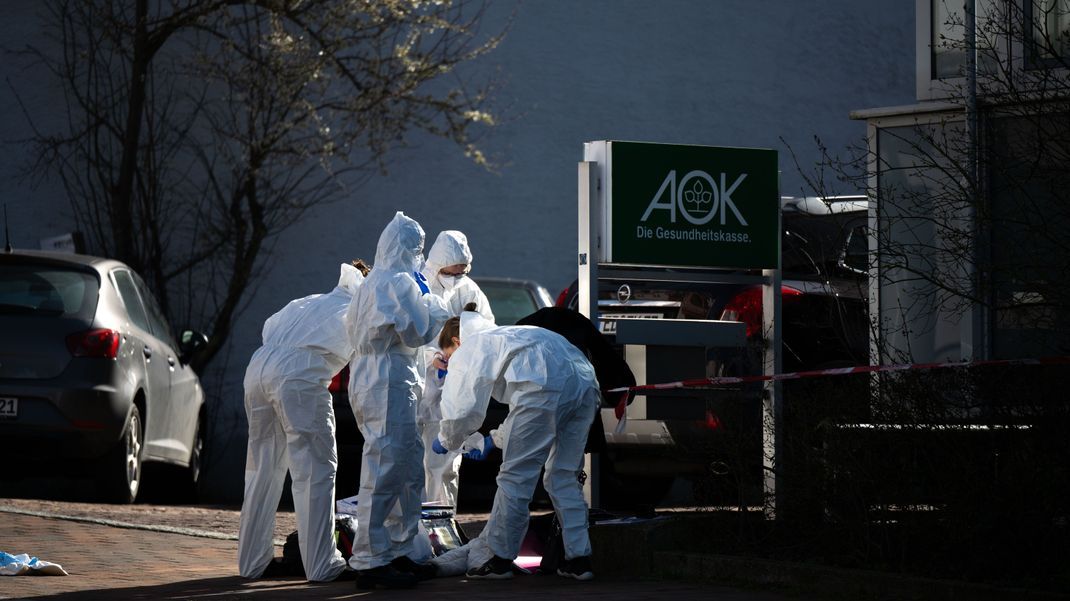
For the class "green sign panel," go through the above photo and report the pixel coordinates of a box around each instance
[608,141,779,269]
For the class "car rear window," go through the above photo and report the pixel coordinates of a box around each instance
[481,284,537,325]
[0,264,99,319]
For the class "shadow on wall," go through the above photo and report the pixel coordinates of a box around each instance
[200,405,249,504]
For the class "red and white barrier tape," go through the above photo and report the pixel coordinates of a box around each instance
[606,355,1070,433]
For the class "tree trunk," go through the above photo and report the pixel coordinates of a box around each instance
[112,0,149,268]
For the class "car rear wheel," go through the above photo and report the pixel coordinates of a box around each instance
[101,405,143,504]
[186,411,207,500]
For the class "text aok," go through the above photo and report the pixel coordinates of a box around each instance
[639,169,749,226]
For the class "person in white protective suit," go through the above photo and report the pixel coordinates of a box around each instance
[344,212,451,590]
[238,262,366,582]
[418,230,494,507]
[432,310,601,582]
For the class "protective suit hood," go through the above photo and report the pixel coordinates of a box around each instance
[425,231,473,276]
[336,263,364,295]
[460,310,496,340]
[375,211,425,273]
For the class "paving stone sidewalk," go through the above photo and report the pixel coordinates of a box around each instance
[0,509,813,601]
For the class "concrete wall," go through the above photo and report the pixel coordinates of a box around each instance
[0,0,916,500]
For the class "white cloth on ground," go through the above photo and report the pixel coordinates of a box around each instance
[0,552,68,576]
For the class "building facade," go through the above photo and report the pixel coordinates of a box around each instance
[0,1,916,499]
[856,0,1070,365]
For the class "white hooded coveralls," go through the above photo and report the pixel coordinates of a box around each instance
[238,263,364,582]
[438,313,601,564]
[418,230,494,506]
[345,212,450,571]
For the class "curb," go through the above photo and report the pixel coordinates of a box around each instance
[0,505,490,550]
[0,505,276,545]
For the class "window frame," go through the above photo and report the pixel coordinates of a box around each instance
[1023,0,1070,69]
[917,0,1013,100]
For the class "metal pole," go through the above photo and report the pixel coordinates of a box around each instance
[761,208,783,519]
[578,159,600,508]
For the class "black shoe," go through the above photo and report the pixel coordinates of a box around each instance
[466,555,514,580]
[356,565,418,590]
[260,558,304,579]
[390,555,438,580]
[333,568,358,582]
[556,556,594,581]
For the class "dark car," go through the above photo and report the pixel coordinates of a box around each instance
[0,250,209,503]
[565,196,869,372]
[558,196,870,506]
[331,275,554,503]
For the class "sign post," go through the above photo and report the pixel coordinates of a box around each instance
[579,140,783,516]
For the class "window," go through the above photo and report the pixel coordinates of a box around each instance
[112,270,152,334]
[0,265,97,318]
[133,273,177,349]
[987,113,1070,358]
[931,0,999,80]
[1026,0,1070,67]
[479,284,537,326]
[875,121,969,362]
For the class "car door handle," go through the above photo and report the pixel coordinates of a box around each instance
[168,356,176,368]
[143,346,153,359]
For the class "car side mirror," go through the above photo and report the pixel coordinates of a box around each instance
[837,256,868,276]
[179,329,209,363]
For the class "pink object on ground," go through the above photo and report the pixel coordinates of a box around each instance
[515,555,542,570]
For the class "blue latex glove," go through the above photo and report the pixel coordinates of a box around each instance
[432,353,448,380]
[464,435,496,461]
[431,438,448,455]
[413,271,430,295]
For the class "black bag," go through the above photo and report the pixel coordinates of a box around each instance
[275,530,306,577]
[335,515,358,560]
[534,508,618,574]
[516,307,637,454]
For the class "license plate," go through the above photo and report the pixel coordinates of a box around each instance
[599,313,662,334]
[0,397,16,419]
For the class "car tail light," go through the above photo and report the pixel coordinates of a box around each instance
[554,285,570,308]
[66,328,121,359]
[720,286,803,337]
[329,365,350,393]
[700,409,722,431]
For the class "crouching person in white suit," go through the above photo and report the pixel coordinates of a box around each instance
[431,307,600,581]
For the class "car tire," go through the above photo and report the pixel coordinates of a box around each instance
[101,405,143,504]
[186,410,207,500]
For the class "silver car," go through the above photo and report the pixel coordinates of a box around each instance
[471,276,555,325]
[0,250,207,502]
